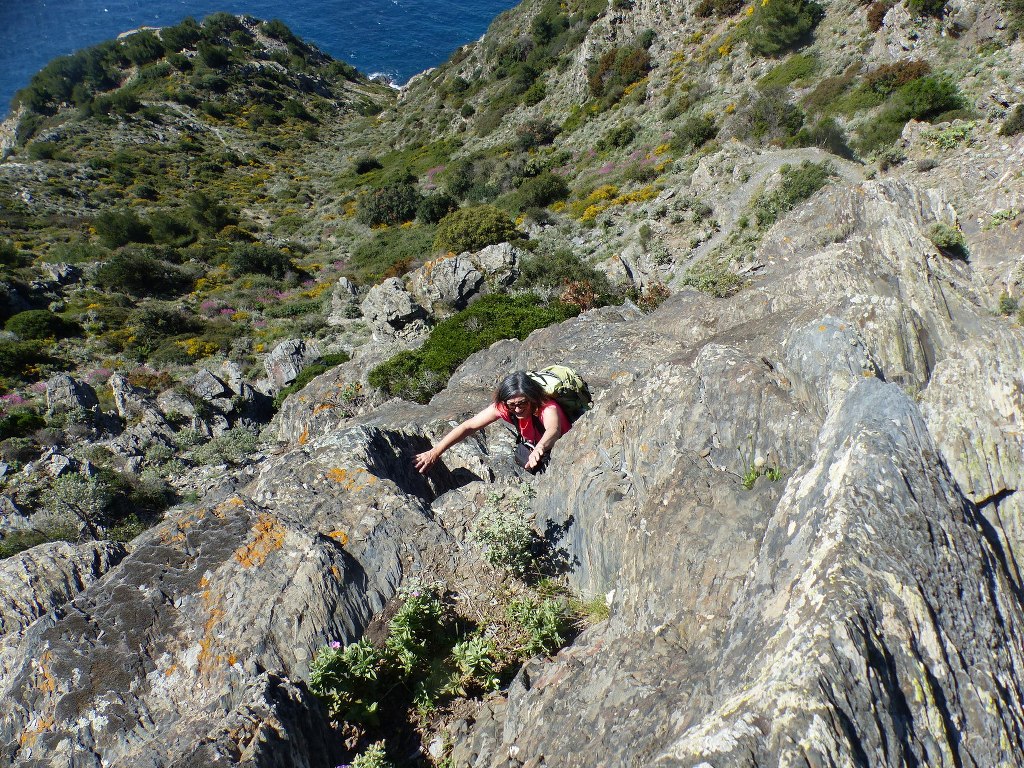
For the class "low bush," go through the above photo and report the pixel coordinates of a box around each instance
[0,410,46,440]
[857,75,966,151]
[743,0,825,57]
[752,160,835,227]
[670,114,719,153]
[94,248,193,297]
[192,426,261,466]
[863,60,931,95]
[742,88,805,143]
[368,293,577,402]
[928,222,968,259]
[515,119,559,150]
[0,340,47,378]
[5,310,79,341]
[907,0,946,16]
[416,193,458,224]
[127,303,203,339]
[357,184,422,227]
[0,525,79,559]
[587,42,652,106]
[758,53,818,90]
[507,172,570,211]
[516,250,615,303]
[228,243,295,279]
[94,209,151,248]
[679,260,745,297]
[1001,105,1024,137]
[434,205,519,254]
[596,120,637,151]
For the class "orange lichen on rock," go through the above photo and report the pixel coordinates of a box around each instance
[234,514,287,568]
[327,530,349,545]
[298,427,310,445]
[326,467,379,492]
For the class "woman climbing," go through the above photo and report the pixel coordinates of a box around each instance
[413,371,571,475]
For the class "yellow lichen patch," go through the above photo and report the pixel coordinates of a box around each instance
[326,467,379,492]
[213,497,245,518]
[36,651,56,694]
[327,530,350,546]
[198,589,228,674]
[164,664,178,677]
[18,715,55,747]
[227,653,238,666]
[234,514,287,568]
[331,565,342,580]
[298,427,310,445]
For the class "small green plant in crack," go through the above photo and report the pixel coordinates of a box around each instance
[470,483,538,577]
[928,222,968,260]
[738,436,783,490]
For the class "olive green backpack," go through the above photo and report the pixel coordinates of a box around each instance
[526,365,593,423]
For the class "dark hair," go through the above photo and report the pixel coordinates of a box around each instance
[494,371,546,409]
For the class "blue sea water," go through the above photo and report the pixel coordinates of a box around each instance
[0,0,520,119]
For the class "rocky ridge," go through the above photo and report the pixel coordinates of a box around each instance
[1,0,1024,765]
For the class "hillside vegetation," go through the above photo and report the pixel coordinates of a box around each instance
[0,0,1023,762]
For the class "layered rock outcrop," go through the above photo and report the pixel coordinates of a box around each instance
[2,130,1024,768]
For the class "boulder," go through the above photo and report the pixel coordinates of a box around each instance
[326,276,360,326]
[184,369,229,402]
[359,277,428,339]
[408,254,484,311]
[0,540,128,636]
[473,242,522,286]
[45,374,100,421]
[263,338,322,393]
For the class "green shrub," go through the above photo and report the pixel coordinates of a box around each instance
[357,184,422,227]
[928,222,968,259]
[121,30,165,65]
[471,486,537,576]
[187,191,236,234]
[434,205,519,254]
[758,53,818,90]
[416,193,458,224]
[5,310,79,341]
[147,210,196,247]
[596,120,637,151]
[94,209,151,248]
[0,340,46,378]
[695,0,745,16]
[516,250,614,302]
[353,155,383,174]
[94,248,192,296]
[1001,105,1024,137]
[515,118,559,150]
[0,410,46,440]
[508,172,570,211]
[347,226,436,284]
[671,114,719,153]
[0,525,79,559]
[907,0,946,16]
[506,598,571,656]
[368,293,577,402]
[744,0,825,57]
[753,160,835,227]
[127,303,203,338]
[679,260,745,297]
[857,75,966,151]
[160,17,201,52]
[743,88,805,142]
[228,244,294,279]
[192,426,261,465]
[309,638,387,724]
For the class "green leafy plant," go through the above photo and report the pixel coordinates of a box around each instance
[357,184,422,227]
[928,222,968,259]
[446,636,501,696]
[743,0,825,57]
[434,205,519,253]
[1001,105,1024,137]
[308,638,386,724]
[4,310,80,341]
[679,260,744,298]
[506,597,570,657]
[471,486,537,576]
[351,741,394,768]
[752,160,835,227]
[0,524,79,559]
[191,426,261,465]
[757,53,818,90]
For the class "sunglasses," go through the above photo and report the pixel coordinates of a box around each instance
[505,398,531,411]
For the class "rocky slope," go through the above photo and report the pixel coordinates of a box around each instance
[1,0,1024,765]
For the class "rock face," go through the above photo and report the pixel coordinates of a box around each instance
[5,61,1024,768]
[45,374,100,420]
[263,338,323,393]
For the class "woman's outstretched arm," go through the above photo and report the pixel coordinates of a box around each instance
[414,404,501,474]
